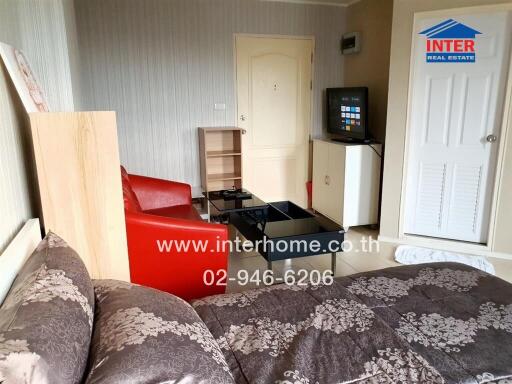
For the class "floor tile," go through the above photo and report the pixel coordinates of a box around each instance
[488,256,512,283]
[225,223,512,292]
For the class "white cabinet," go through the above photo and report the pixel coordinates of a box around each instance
[312,139,381,228]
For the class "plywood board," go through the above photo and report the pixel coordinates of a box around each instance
[29,112,130,280]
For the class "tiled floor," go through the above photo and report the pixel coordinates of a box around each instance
[226,225,512,293]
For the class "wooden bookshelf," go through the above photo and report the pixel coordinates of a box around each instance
[207,150,242,157]
[199,127,243,193]
[207,172,242,181]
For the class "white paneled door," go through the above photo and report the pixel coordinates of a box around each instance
[236,36,313,207]
[404,10,512,243]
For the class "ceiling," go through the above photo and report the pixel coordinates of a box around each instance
[260,0,361,7]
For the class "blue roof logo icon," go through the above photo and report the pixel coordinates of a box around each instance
[419,19,481,39]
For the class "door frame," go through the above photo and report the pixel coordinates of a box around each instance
[233,33,315,204]
[398,3,512,251]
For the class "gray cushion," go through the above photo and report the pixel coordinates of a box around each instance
[0,232,94,384]
[85,280,235,384]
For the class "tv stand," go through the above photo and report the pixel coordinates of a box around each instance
[331,137,371,144]
[312,139,382,228]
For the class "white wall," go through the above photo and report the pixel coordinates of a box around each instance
[0,0,79,252]
[343,0,393,143]
[0,0,78,111]
[75,0,346,187]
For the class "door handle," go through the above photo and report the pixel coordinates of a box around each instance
[486,134,498,143]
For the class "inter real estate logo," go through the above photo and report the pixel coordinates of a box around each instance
[419,19,481,63]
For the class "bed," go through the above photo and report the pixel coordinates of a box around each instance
[0,219,41,305]
[1,220,512,383]
[193,262,512,383]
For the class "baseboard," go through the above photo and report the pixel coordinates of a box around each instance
[377,235,512,261]
[487,252,512,261]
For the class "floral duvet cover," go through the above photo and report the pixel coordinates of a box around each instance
[193,262,512,384]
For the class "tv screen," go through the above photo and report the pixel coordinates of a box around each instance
[326,87,368,141]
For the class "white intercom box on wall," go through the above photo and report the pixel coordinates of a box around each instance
[341,32,361,54]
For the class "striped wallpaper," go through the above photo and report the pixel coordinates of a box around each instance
[0,0,79,252]
[75,0,346,188]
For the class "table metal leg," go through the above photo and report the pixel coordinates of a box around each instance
[331,252,337,276]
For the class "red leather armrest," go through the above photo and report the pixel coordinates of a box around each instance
[128,174,192,211]
[125,211,228,300]
[126,210,226,237]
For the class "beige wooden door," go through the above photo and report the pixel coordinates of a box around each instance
[236,35,313,207]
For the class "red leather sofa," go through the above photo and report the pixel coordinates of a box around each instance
[121,166,228,300]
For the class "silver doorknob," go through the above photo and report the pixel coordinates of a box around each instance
[240,114,246,121]
[486,134,498,143]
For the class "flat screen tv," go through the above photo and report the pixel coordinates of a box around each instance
[326,87,368,141]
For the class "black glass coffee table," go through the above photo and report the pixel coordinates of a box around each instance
[204,189,344,273]
[205,188,268,214]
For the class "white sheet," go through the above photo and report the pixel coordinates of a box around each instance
[394,245,495,275]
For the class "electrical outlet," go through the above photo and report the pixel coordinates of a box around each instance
[214,103,226,110]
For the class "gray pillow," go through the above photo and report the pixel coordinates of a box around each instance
[0,232,94,384]
[85,280,235,384]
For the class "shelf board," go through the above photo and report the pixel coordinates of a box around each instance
[207,172,242,182]
[207,150,242,158]
[200,126,243,132]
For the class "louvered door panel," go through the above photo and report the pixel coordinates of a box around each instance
[447,165,483,239]
[414,163,447,234]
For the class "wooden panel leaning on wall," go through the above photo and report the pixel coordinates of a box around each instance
[29,112,130,281]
